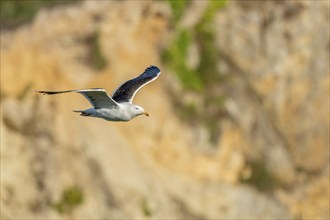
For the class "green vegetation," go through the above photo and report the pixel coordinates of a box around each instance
[87,31,108,71]
[201,1,228,23]
[162,0,228,91]
[51,186,84,214]
[167,0,189,23]
[141,198,152,217]
[163,1,228,144]
[195,2,225,85]
[240,160,279,191]
[162,29,203,91]
[0,0,78,28]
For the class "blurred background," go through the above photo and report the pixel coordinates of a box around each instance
[1,0,329,219]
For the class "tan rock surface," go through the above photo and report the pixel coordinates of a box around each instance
[1,1,328,219]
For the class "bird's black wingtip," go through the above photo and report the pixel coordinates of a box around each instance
[35,90,47,95]
[35,90,61,95]
[145,65,161,75]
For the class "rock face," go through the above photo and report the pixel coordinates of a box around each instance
[1,1,329,219]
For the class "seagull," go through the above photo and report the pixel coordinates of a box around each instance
[36,65,161,122]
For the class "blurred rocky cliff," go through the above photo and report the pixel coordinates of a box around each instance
[1,1,329,219]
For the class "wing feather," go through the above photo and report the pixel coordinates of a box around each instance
[36,88,118,108]
[111,65,161,103]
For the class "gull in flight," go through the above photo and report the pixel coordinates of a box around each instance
[37,65,161,121]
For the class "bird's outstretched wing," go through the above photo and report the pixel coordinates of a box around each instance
[36,88,118,108]
[111,65,161,103]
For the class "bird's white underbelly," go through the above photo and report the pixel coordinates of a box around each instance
[93,107,131,121]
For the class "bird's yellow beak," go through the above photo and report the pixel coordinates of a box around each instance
[143,112,150,117]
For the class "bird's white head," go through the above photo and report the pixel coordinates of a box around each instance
[131,105,149,117]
